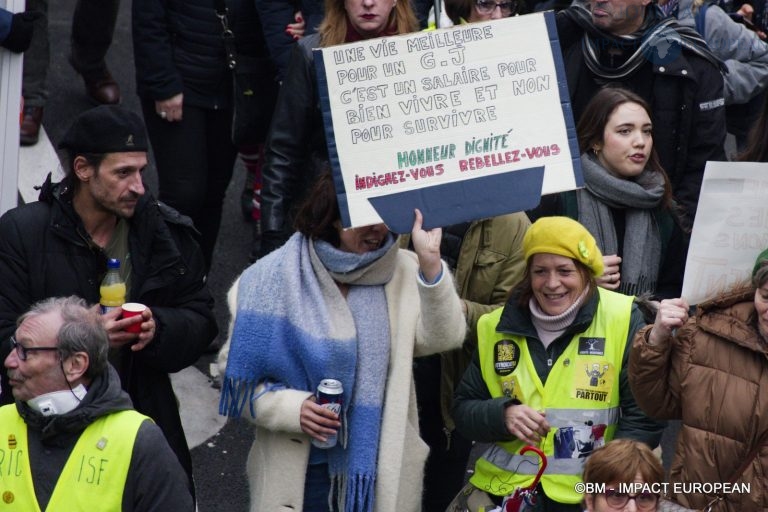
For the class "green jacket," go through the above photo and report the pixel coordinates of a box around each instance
[452,289,665,447]
[402,212,530,431]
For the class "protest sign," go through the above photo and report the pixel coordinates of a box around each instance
[314,12,581,232]
[681,162,768,305]
[0,0,23,215]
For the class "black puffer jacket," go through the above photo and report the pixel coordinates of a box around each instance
[0,175,218,486]
[133,0,270,108]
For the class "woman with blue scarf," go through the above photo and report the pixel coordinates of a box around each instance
[219,172,466,512]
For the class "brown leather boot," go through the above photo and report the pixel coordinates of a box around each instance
[20,105,43,146]
[83,70,121,105]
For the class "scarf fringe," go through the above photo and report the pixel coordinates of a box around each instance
[219,378,285,418]
[331,474,376,512]
[620,277,657,297]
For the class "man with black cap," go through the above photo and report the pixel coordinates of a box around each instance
[2,296,194,510]
[0,105,217,499]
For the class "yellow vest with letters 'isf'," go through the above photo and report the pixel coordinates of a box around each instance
[0,404,148,511]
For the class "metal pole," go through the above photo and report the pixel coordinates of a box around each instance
[0,0,25,214]
[434,0,442,28]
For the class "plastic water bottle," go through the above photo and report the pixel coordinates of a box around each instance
[100,258,126,314]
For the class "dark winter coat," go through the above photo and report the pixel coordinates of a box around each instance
[261,32,328,243]
[133,0,271,108]
[0,175,218,485]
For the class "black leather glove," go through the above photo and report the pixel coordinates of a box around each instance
[2,12,41,54]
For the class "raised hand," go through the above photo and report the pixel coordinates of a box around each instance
[411,208,442,283]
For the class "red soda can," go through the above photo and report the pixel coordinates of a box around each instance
[312,379,343,449]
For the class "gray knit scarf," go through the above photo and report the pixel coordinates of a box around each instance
[312,234,395,512]
[221,232,397,512]
[562,4,725,80]
[577,153,664,295]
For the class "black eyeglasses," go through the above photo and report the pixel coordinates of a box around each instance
[475,0,517,15]
[9,335,59,361]
[604,489,660,510]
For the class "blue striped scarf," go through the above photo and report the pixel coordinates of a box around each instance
[220,232,397,511]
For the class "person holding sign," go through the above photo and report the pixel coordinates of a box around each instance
[259,0,419,258]
[530,87,689,301]
[628,250,768,511]
[218,172,465,512]
[452,216,662,512]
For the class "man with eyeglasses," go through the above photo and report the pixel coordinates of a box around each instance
[1,296,193,510]
[556,0,727,230]
[0,105,217,500]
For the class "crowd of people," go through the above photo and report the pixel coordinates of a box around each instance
[1,0,767,511]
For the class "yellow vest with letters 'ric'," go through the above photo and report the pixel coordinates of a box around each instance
[0,404,148,511]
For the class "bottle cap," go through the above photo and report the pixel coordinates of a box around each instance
[107,258,121,269]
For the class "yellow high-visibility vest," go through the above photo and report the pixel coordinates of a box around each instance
[471,288,633,504]
[0,404,148,511]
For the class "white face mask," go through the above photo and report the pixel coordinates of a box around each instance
[27,384,88,416]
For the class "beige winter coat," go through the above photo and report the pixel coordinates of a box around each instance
[218,250,466,511]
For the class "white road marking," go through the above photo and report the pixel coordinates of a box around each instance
[18,127,64,204]
[172,367,227,449]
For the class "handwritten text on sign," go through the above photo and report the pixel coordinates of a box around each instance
[682,162,768,305]
[315,13,579,228]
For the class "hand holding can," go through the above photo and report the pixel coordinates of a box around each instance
[311,379,343,449]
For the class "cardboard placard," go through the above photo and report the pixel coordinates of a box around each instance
[681,162,768,305]
[314,12,581,232]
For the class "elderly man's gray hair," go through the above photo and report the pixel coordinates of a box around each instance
[17,296,108,379]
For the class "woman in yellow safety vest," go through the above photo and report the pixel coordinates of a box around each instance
[451,216,663,512]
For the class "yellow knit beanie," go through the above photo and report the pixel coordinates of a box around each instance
[523,216,604,276]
